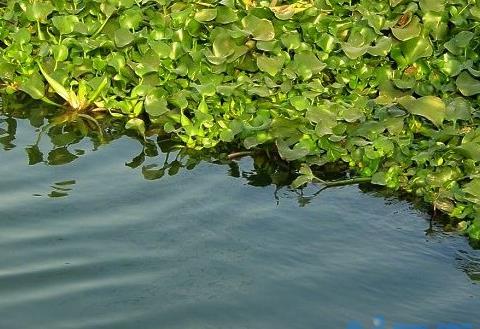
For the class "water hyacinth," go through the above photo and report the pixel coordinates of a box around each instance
[1,0,480,243]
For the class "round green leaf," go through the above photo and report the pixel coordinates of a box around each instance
[194,9,217,22]
[391,16,421,41]
[256,55,284,76]
[242,15,275,41]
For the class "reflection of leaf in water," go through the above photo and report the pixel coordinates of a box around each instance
[144,141,159,157]
[228,162,240,178]
[0,117,17,150]
[47,147,78,165]
[142,164,165,181]
[126,150,145,169]
[50,131,80,147]
[55,180,76,186]
[48,191,69,198]
[25,145,43,165]
[242,170,273,187]
[47,180,76,198]
[168,160,182,176]
[456,250,480,282]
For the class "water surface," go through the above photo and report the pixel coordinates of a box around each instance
[1,115,479,329]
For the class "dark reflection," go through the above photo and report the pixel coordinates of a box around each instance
[48,180,76,198]
[456,250,480,283]
[0,117,16,150]
[358,184,454,235]
[1,95,128,166]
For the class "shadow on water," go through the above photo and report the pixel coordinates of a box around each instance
[1,98,480,287]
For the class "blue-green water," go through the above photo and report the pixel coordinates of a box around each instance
[1,116,479,329]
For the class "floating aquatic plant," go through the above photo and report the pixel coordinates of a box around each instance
[1,0,480,242]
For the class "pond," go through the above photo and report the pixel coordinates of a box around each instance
[1,113,479,329]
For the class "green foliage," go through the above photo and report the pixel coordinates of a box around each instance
[1,0,480,242]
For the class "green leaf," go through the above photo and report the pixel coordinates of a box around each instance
[114,28,135,47]
[438,53,463,77]
[0,62,16,81]
[391,16,421,41]
[219,129,235,142]
[38,63,70,103]
[423,12,447,40]
[256,55,284,76]
[445,31,474,55]
[456,143,480,162]
[52,15,80,34]
[281,32,302,50]
[419,0,445,12]
[87,76,109,105]
[368,37,392,56]
[119,7,143,30]
[290,96,310,111]
[371,172,387,185]
[276,139,310,161]
[216,6,238,24]
[150,41,171,59]
[400,36,433,64]
[19,73,45,100]
[242,15,275,41]
[52,44,69,62]
[145,91,169,117]
[468,219,480,241]
[212,33,235,59]
[125,118,145,137]
[291,175,312,189]
[13,28,31,44]
[25,2,54,22]
[293,52,325,80]
[341,43,370,59]
[271,5,296,20]
[398,96,445,127]
[456,71,480,96]
[464,179,480,198]
[446,97,471,122]
[194,9,217,22]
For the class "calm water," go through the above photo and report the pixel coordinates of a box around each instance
[1,115,479,329]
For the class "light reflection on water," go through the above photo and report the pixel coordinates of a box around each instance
[0,113,479,329]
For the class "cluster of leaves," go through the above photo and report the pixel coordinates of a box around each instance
[1,0,480,242]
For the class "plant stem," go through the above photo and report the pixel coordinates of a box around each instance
[313,176,371,187]
[228,151,254,160]
[92,15,112,38]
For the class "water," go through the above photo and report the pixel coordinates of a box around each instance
[1,115,479,329]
